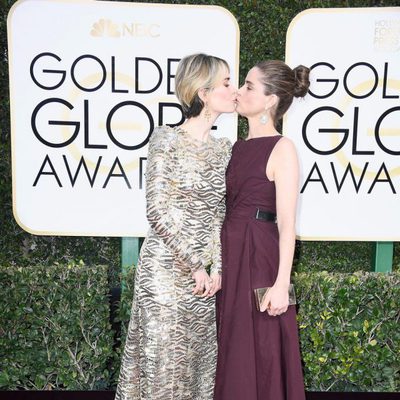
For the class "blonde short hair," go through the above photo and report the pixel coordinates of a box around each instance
[175,53,229,118]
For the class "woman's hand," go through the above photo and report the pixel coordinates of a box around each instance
[192,269,213,297]
[260,284,289,316]
[207,272,222,297]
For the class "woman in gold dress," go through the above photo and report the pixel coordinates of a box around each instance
[115,53,237,400]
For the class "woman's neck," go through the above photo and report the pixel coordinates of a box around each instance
[247,117,279,139]
[180,116,216,143]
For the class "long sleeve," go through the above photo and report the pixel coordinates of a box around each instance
[210,138,232,275]
[145,127,206,273]
[210,196,225,275]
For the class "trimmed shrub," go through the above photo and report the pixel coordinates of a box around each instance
[294,242,400,273]
[113,270,400,392]
[294,271,400,391]
[1,264,398,392]
[294,241,372,273]
[0,261,114,390]
[109,266,136,386]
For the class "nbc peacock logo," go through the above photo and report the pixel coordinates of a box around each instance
[90,19,121,37]
[90,18,160,38]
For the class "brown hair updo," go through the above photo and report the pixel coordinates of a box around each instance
[255,60,310,127]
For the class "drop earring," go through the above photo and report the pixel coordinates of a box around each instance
[204,103,211,122]
[260,111,268,125]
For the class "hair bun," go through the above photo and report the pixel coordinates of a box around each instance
[293,65,310,98]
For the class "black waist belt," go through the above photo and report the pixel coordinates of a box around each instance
[255,208,277,223]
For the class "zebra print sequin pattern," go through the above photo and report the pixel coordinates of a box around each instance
[115,126,231,400]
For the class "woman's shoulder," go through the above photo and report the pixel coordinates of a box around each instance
[270,135,298,167]
[273,135,297,154]
[212,135,232,154]
[149,125,179,147]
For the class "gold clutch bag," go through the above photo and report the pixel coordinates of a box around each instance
[254,283,296,312]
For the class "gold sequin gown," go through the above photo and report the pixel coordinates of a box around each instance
[115,125,232,400]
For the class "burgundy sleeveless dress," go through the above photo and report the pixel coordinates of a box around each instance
[214,136,305,400]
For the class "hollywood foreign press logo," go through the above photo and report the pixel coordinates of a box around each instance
[374,19,400,52]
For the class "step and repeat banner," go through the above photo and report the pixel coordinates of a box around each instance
[8,0,239,236]
[285,7,400,241]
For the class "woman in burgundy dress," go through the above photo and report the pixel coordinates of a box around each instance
[214,60,310,400]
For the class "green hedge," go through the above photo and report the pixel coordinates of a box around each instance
[294,241,391,273]
[295,271,400,391]
[0,263,399,391]
[117,268,400,392]
[0,261,114,390]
